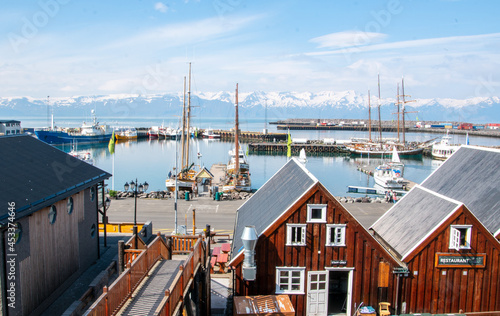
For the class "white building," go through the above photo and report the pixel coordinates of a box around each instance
[0,120,22,135]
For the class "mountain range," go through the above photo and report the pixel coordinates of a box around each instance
[1,91,499,124]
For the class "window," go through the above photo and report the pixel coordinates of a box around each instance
[307,204,327,223]
[449,225,472,250]
[91,224,96,238]
[286,224,306,246]
[326,224,346,246]
[49,205,57,224]
[67,197,74,214]
[90,187,96,201]
[276,267,305,294]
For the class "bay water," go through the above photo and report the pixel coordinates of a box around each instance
[39,116,500,197]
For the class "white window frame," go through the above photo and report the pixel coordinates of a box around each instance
[326,224,346,246]
[449,225,472,250]
[286,224,306,246]
[275,267,305,294]
[307,204,327,223]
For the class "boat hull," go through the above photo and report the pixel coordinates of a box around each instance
[348,147,424,157]
[35,130,112,144]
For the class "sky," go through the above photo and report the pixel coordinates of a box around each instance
[1,0,500,100]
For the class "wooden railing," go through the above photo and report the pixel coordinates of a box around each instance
[170,235,199,254]
[86,234,206,316]
[154,238,206,316]
[86,233,169,316]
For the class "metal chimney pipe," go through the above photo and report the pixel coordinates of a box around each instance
[241,225,258,268]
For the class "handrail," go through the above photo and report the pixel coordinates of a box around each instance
[86,234,169,316]
[154,238,205,316]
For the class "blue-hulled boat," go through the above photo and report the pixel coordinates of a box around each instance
[35,110,113,144]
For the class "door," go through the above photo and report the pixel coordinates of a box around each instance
[307,271,329,315]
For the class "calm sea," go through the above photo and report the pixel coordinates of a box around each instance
[22,116,499,196]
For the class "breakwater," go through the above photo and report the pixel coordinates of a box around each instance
[248,142,349,154]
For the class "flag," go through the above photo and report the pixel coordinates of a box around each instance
[287,130,292,158]
[108,131,115,154]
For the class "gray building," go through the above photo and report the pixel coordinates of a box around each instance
[0,135,111,315]
[0,120,21,135]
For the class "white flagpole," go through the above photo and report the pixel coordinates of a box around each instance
[112,154,115,190]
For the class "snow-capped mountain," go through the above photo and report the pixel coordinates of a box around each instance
[1,91,499,123]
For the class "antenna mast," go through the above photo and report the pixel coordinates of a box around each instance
[378,74,382,142]
[235,83,240,183]
[368,90,371,142]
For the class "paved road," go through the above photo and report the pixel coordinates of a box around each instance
[104,195,393,236]
[105,195,245,235]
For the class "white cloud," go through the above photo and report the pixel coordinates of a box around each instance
[154,2,168,13]
[307,33,500,57]
[310,31,387,49]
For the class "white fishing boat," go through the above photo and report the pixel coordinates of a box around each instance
[68,141,94,165]
[373,147,408,189]
[431,130,462,160]
[202,128,221,139]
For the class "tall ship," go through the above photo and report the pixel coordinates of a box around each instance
[35,110,113,144]
[223,83,252,192]
[345,76,427,157]
[165,63,198,192]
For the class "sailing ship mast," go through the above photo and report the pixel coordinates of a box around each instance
[185,62,192,169]
[396,83,400,142]
[368,90,371,142]
[401,77,406,144]
[377,74,383,142]
[181,76,187,171]
[235,83,240,184]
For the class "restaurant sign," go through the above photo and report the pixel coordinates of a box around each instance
[435,253,486,268]
[331,260,347,265]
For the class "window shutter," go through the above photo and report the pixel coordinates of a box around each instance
[450,227,460,250]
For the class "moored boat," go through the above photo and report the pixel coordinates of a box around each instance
[431,131,461,160]
[147,126,160,138]
[202,128,221,139]
[35,110,112,144]
[222,83,251,193]
[373,147,408,189]
[115,127,138,140]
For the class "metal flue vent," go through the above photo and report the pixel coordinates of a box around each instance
[241,225,258,281]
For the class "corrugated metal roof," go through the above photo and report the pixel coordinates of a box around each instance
[421,146,500,234]
[0,135,111,220]
[231,158,317,259]
[371,186,460,259]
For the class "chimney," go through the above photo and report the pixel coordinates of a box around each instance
[241,225,258,281]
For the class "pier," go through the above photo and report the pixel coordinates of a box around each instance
[212,129,287,141]
[248,142,350,154]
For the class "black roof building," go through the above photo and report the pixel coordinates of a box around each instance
[0,135,111,222]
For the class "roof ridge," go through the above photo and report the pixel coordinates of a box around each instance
[416,184,463,205]
[290,157,319,183]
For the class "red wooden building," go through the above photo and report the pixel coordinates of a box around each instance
[229,158,403,315]
[372,146,500,314]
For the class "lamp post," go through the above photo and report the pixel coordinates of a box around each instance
[103,196,111,247]
[124,179,148,248]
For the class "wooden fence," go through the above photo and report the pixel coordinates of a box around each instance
[86,233,205,316]
[154,238,205,316]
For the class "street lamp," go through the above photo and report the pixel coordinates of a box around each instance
[124,178,149,248]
